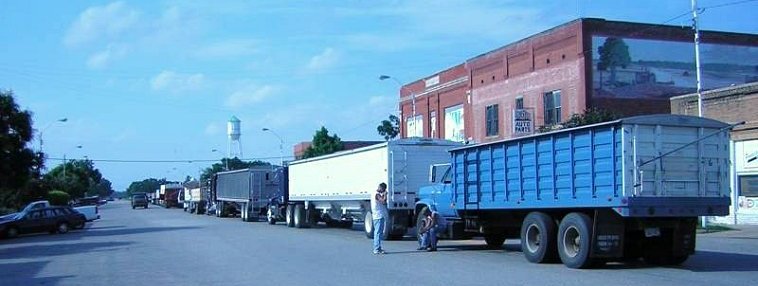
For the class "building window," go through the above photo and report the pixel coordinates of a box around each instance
[485,104,499,137]
[740,175,758,197]
[515,96,524,109]
[406,115,423,137]
[543,90,561,125]
[444,104,464,142]
[430,111,437,138]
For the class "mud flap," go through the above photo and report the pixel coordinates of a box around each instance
[672,217,697,256]
[591,209,625,258]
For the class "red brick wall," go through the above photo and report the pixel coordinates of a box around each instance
[670,83,758,141]
[399,64,468,139]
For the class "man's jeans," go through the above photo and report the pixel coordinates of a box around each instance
[373,218,385,252]
[419,226,438,249]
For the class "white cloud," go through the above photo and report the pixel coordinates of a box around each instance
[194,39,260,58]
[225,84,279,108]
[150,71,206,93]
[64,1,141,47]
[205,123,221,136]
[305,48,339,71]
[86,44,128,69]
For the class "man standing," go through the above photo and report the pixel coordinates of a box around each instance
[371,182,388,254]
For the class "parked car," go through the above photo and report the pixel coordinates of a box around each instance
[0,206,86,238]
[21,200,100,222]
[132,193,148,209]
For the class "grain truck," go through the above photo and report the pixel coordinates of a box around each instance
[160,183,183,208]
[416,114,737,268]
[211,167,282,222]
[285,138,461,239]
[182,186,208,214]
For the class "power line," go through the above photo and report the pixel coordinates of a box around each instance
[46,156,292,163]
[702,0,758,10]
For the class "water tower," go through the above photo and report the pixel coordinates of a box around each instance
[227,116,243,158]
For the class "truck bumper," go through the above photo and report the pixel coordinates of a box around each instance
[616,196,730,217]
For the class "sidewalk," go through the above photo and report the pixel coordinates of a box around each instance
[699,224,758,238]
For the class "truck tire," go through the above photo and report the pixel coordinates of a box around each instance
[306,207,319,227]
[484,233,506,249]
[294,204,308,228]
[285,205,295,227]
[521,212,558,264]
[267,206,276,225]
[558,212,594,269]
[364,211,374,239]
[386,213,405,240]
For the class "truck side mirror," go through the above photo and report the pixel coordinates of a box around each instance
[429,165,437,183]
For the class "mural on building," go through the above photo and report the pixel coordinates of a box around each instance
[592,36,758,99]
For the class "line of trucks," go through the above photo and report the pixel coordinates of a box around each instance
[170,114,736,268]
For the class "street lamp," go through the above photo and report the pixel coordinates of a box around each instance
[39,117,67,154]
[211,149,228,171]
[380,75,417,137]
[262,128,284,166]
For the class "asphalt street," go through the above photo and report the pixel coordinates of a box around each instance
[1,201,757,286]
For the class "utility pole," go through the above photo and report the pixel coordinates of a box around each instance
[692,0,707,229]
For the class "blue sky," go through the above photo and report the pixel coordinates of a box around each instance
[2,0,756,192]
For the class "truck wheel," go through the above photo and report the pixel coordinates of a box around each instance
[385,213,404,240]
[340,220,354,229]
[484,233,506,249]
[521,212,558,263]
[364,211,374,239]
[294,204,308,228]
[241,203,248,222]
[57,222,70,234]
[267,207,276,225]
[285,205,295,227]
[5,227,19,238]
[558,212,594,269]
[306,207,319,227]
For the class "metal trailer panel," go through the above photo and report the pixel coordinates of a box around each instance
[215,168,280,203]
[451,114,731,215]
[288,139,461,209]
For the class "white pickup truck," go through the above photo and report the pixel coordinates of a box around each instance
[22,201,100,222]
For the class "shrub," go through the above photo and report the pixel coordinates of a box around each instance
[47,190,71,206]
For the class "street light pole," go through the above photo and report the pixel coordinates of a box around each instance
[39,118,68,155]
[380,75,417,137]
[262,128,284,166]
[63,145,82,179]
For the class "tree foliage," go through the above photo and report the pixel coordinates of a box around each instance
[47,190,71,206]
[561,108,619,129]
[125,178,168,197]
[376,114,400,141]
[199,158,271,182]
[598,37,631,84]
[43,159,106,199]
[0,90,45,209]
[302,126,343,159]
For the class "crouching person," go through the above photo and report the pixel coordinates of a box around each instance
[417,210,439,252]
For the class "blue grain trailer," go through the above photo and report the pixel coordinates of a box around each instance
[416,114,736,268]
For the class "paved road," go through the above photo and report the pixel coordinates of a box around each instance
[1,201,757,286]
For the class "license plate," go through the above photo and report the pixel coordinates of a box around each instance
[644,227,661,237]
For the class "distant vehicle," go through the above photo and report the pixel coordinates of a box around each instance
[106,197,115,202]
[159,184,183,208]
[211,167,281,221]
[0,206,86,238]
[131,194,148,209]
[182,187,208,214]
[22,200,100,222]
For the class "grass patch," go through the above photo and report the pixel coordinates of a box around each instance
[697,223,736,234]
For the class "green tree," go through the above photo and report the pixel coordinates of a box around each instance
[43,159,103,199]
[0,90,45,210]
[199,158,271,182]
[598,37,631,84]
[376,114,400,141]
[88,178,114,198]
[302,126,343,159]
[125,178,168,197]
[47,190,71,206]
[561,108,618,129]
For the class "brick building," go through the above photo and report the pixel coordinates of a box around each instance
[670,82,758,225]
[398,18,758,143]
